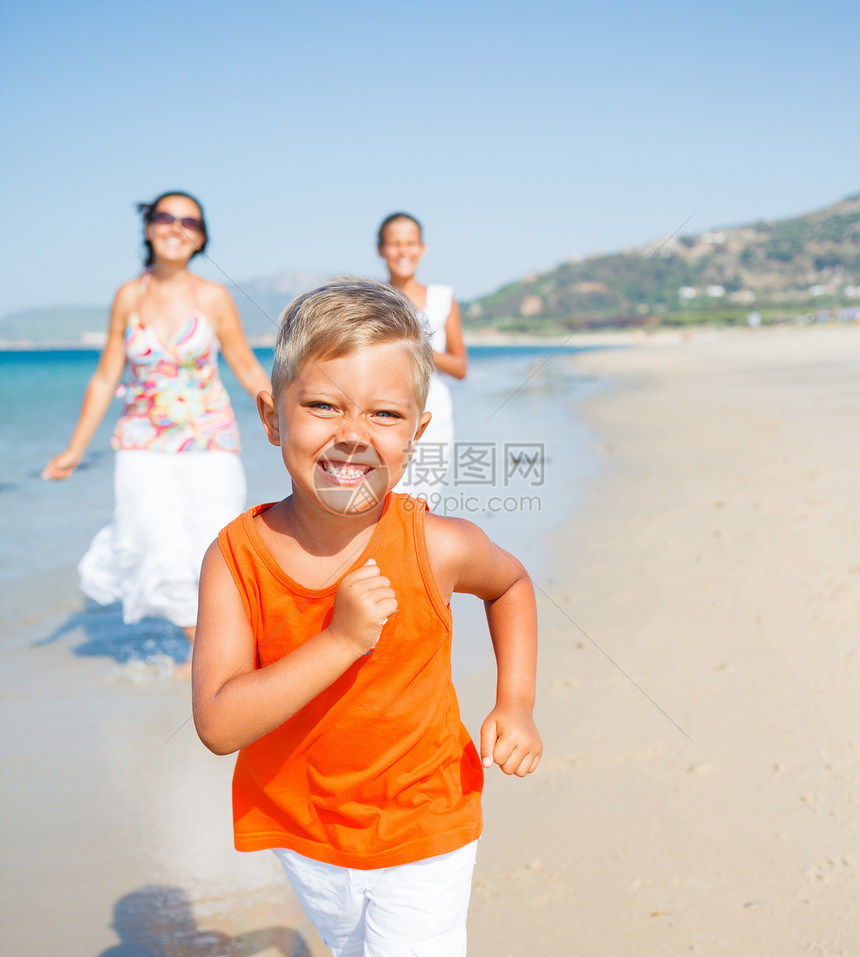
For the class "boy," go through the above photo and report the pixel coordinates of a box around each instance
[192,278,542,956]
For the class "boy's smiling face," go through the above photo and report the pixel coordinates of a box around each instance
[259,341,430,517]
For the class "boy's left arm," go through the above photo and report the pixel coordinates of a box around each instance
[430,515,542,777]
[481,561,542,776]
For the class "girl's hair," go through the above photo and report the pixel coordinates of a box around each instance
[271,277,434,409]
[136,190,208,268]
[376,212,423,247]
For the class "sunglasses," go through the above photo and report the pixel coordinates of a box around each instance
[152,211,204,232]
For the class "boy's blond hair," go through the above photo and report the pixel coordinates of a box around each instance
[271,278,435,409]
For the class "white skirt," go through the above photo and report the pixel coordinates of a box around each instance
[78,450,247,628]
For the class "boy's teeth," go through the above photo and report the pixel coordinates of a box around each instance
[324,463,367,478]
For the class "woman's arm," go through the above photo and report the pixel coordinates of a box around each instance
[206,284,272,398]
[42,283,134,480]
[193,546,396,755]
[433,299,467,379]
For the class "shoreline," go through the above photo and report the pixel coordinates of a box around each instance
[0,333,617,351]
[3,320,857,353]
[460,322,860,954]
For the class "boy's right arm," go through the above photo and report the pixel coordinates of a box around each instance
[192,543,397,755]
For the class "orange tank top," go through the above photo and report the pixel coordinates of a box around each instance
[220,492,484,869]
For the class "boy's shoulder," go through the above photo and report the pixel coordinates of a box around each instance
[422,505,479,536]
[423,507,490,568]
[422,506,521,602]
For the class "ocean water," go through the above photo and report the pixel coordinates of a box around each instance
[0,344,604,666]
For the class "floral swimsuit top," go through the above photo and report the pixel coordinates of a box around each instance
[111,272,241,453]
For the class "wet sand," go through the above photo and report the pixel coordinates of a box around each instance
[1,616,323,955]
[463,323,860,954]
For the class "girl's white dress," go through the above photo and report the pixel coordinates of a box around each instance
[396,285,455,500]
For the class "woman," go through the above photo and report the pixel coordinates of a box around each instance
[43,190,270,656]
[377,212,467,500]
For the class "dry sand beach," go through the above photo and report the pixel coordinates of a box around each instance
[3,324,858,955]
[464,323,860,955]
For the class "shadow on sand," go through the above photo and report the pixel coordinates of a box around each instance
[98,885,312,956]
[35,601,190,666]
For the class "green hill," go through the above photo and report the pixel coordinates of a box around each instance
[464,193,860,331]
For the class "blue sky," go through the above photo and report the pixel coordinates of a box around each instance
[1,0,857,314]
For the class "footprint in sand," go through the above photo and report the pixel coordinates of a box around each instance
[804,856,852,885]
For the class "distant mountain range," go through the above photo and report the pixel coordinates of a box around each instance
[0,270,330,347]
[3,194,858,346]
[465,193,860,331]
[225,269,330,340]
[0,306,110,346]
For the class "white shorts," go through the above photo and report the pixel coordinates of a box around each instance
[272,841,478,957]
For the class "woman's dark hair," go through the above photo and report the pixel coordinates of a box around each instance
[377,211,423,247]
[136,190,208,268]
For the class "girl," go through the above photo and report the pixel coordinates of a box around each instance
[377,212,467,499]
[43,191,271,665]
